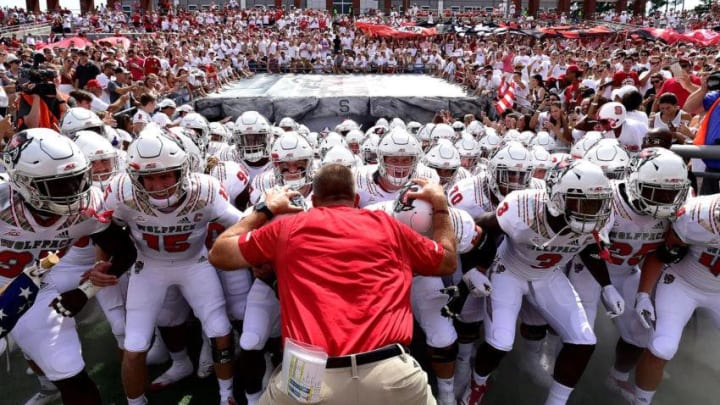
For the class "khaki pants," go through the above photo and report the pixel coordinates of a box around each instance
[259,351,436,405]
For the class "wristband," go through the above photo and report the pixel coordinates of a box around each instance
[78,280,101,299]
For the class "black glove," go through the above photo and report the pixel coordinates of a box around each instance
[50,288,89,318]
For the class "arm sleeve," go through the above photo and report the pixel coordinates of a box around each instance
[394,216,445,276]
[236,218,284,266]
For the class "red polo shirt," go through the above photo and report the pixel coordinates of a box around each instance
[237,205,444,356]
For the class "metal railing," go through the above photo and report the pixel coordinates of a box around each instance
[0,21,51,37]
[670,144,720,181]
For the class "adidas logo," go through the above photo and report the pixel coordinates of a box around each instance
[56,230,70,239]
[179,217,191,224]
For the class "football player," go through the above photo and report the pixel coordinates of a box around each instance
[460,160,624,405]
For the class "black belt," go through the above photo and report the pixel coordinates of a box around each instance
[325,344,406,369]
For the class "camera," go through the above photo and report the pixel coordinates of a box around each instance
[707,71,720,91]
[17,53,57,96]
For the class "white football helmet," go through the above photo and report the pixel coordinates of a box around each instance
[74,130,119,189]
[546,159,612,234]
[180,112,210,156]
[271,131,314,189]
[487,141,534,202]
[416,123,435,152]
[478,129,502,158]
[392,182,433,236]
[168,127,205,173]
[529,131,557,153]
[319,132,348,159]
[455,137,481,171]
[423,141,461,186]
[598,102,627,130]
[322,146,356,169]
[209,122,229,143]
[390,117,406,131]
[361,133,380,165]
[377,128,422,187]
[626,148,690,219]
[570,131,603,159]
[519,131,536,146]
[3,128,92,215]
[584,138,630,180]
[375,117,390,130]
[306,132,319,150]
[278,116,298,131]
[127,127,189,208]
[234,111,271,162]
[335,119,360,136]
[451,121,466,135]
[466,120,485,138]
[529,145,552,180]
[296,124,310,138]
[430,123,455,145]
[345,129,364,155]
[59,107,105,139]
[406,121,422,136]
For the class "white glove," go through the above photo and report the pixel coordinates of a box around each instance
[634,292,656,329]
[462,268,492,298]
[601,285,625,318]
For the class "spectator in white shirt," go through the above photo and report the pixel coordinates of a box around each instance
[152,98,178,128]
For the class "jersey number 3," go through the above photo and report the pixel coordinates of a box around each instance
[142,233,192,253]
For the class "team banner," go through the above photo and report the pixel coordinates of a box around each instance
[355,22,438,39]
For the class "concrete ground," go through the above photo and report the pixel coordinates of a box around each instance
[1,302,718,405]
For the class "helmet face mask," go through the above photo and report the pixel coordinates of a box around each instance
[487,141,533,201]
[271,132,314,189]
[18,169,92,215]
[5,128,93,216]
[127,130,190,209]
[546,160,613,234]
[377,129,421,187]
[237,133,270,162]
[626,148,690,219]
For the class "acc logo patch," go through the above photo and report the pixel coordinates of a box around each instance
[663,273,675,284]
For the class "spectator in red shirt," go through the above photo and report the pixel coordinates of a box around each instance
[612,54,640,88]
[655,57,701,110]
[143,49,162,77]
[126,49,145,81]
[209,165,457,405]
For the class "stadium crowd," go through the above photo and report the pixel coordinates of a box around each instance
[0,3,719,405]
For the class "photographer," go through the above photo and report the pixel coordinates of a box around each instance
[685,71,720,195]
[15,63,66,130]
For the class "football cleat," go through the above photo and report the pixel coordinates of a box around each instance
[23,389,61,405]
[459,381,489,405]
[149,357,194,391]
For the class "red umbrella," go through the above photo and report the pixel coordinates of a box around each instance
[39,36,93,50]
[95,36,131,50]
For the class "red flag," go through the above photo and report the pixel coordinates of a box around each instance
[494,76,515,115]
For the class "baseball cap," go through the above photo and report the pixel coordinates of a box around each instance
[114,66,129,74]
[86,79,101,88]
[566,65,582,74]
[5,54,19,64]
[157,99,177,109]
[176,105,194,113]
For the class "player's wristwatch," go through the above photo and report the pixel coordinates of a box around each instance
[254,201,275,221]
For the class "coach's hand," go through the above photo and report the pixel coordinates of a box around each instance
[406,178,447,208]
[264,187,305,216]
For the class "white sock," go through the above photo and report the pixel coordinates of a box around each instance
[246,390,262,403]
[218,377,233,398]
[127,395,148,405]
[610,367,630,382]
[37,375,56,392]
[457,343,474,361]
[437,376,454,394]
[632,386,656,404]
[545,380,573,405]
[170,349,190,363]
[472,370,489,386]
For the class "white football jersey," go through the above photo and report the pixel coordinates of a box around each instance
[104,173,243,262]
[208,160,250,203]
[605,180,669,274]
[207,141,226,157]
[216,145,272,183]
[248,169,279,206]
[496,189,612,280]
[671,195,720,290]
[355,163,440,208]
[364,201,479,254]
[0,184,109,287]
[448,173,495,220]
